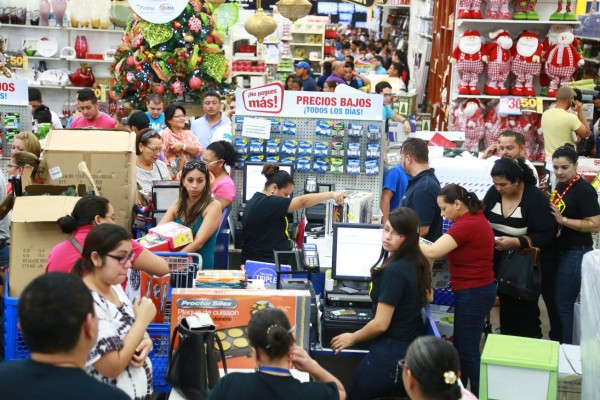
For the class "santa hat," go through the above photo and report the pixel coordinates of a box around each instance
[489,30,510,40]
[518,31,539,40]
[462,30,481,38]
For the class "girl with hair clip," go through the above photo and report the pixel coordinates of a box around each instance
[72,224,157,400]
[483,158,559,342]
[208,308,346,400]
[159,161,222,269]
[419,183,496,396]
[201,140,237,209]
[550,144,600,344]
[331,207,431,400]
[402,336,477,400]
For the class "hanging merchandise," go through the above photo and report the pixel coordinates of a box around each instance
[513,0,539,20]
[457,0,483,19]
[510,31,543,96]
[485,30,513,96]
[487,0,512,19]
[543,32,584,97]
[450,30,487,95]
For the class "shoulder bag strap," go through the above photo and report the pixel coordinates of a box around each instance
[523,235,534,249]
[68,236,83,254]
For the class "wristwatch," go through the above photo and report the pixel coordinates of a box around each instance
[562,216,568,224]
[182,143,187,152]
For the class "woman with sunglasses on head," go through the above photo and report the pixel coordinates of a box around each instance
[46,195,168,277]
[72,224,156,400]
[159,161,222,269]
[160,104,202,177]
[419,184,496,396]
[136,128,172,195]
[201,140,237,209]
[242,163,347,264]
[549,144,600,344]
[331,208,431,400]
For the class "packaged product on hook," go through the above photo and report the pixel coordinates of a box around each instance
[367,124,381,141]
[315,141,329,158]
[283,119,298,135]
[348,122,363,138]
[235,137,249,156]
[250,155,265,162]
[366,143,381,160]
[316,120,333,136]
[281,139,298,156]
[235,156,247,170]
[332,121,345,138]
[280,156,296,164]
[266,139,281,155]
[298,140,313,157]
[267,117,282,133]
[266,156,280,163]
[234,116,244,132]
[296,156,311,172]
[365,160,379,176]
[347,142,361,159]
[331,157,344,174]
[313,158,329,174]
[331,141,345,157]
[347,159,361,175]
[249,138,265,155]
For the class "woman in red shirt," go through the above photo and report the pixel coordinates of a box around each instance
[419,183,496,397]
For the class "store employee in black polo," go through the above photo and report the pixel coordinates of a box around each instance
[399,138,443,242]
[241,163,347,264]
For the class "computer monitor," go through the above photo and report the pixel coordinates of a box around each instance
[332,223,382,284]
[243,162,294,203]
[317,1,338,14]
[338,3,354,13]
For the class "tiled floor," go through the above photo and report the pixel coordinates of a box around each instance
[489,297,551,338]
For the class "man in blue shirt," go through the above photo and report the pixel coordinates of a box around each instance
[294,61,318,92]
[145,93,166,132]
[400,138,442,241]
[381,164,409,224]
[191,91,232,150]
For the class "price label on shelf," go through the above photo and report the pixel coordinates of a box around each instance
[519,97,543,114]
[498,96,543,115]
[7,52,27,69]
[93,87,106,102]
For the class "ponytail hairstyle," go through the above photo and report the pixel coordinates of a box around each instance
[552,143,578,164]
[371,208,432,306]
[248,308,294,360]
[262,163,294,191]
[404,336,462,400]
[491,157,537,186]
[56,195,111,234]
[12,151,43,182]
[71,224,131,277]
[206,140,237,168]
[438,184,483,215]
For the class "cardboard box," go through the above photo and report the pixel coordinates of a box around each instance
[9,196,81,297]
[137,233,170,253]
[140,272,171,323]
[42,129,136,228]
[171,288,311,368]
[558,345,581,400]
[149,222,193,250]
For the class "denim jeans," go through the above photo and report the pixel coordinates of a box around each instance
[348,336,410,400]
[453,282,497,397]
[556,246,592,344]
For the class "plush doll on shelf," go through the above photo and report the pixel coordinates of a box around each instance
[485,30,513,95]
[487,0,512,19]
[550,0,577,21]
[510,31,543,96]
[483,100,501,149]
[544,31,584,97]
[456,99,486,151]
[513,0,538,20]
[457,0,483,19]
[450,30,488,95]
[519,113,541,160]
[540,24,582,95]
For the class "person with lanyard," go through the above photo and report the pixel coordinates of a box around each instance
[242,163,347,264]
[190,91,232,149]
[420,184,496,396]
[549,144,600,344]
[208,308,345,400]
[330,207,431,400]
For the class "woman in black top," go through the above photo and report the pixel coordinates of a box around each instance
[483,158,557,340]
[208,308,345,400]
[550,145,600,344]
[242,163,346,264]
[330,208,431,400]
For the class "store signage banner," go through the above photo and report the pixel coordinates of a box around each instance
[236,83,384,121]
[0,78,28,106]
[342,0,377,8]
[127,0,188,24]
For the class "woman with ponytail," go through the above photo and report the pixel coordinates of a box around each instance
[419,183,496,396]
[72,224,156,399]
[331,207,431,400]
[208,308,345,400]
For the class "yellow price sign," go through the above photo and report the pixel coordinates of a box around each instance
[8,53,27,69]
[93,87,106,102]
[519,97,543,114]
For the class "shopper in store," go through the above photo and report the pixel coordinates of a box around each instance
[191,91,232,150]
[374,55,388,75]
[0,167,9,361]
[343,61,371,89]
[483,158,557,339]
[388,62,408,92]
[46,195,168,276]
[400,138,443,241]
[6,151,43,195]
[201,140,237,210]
[480,130,540,185]
[401,336,477,400]
[331,207,431,400]
[323,81,337,92]
[28,87,63,129]
[391,50,411,87]
[325,61,347,86]
[208,308,345,400]
[145,93,166,132]
[159,161,222,269]
[11,131,41,157]
[419,184,496,396]
[69,88,116,129]
[284,74,297,90]
[541,86,590,156]
[375,81,411,134]
[136,128,171,194]
[549,145,600,344]
[294,61,318,92]
[289,76,303,91]
[72,224,156,399]
[160,104,203,177]
[317,61,333,91]
[242,163,347,264]
[0,273,130,399]
[379,39,395,65]
[381,162,409,224]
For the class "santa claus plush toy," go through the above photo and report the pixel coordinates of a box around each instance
[458,0,483,19]
[510,31,543,96]
[544,31,583,97]
[540,24,581,94]
[487,0,512,19]
[519,113,540,160]
[485,30,513,95]
[450,30,488,95]
[483,101,501,149]
[457,99,486,151]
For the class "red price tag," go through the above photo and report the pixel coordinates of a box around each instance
[498,96,522,115]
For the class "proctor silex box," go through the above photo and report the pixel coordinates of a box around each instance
[42,129,137,228]
[149,222,193,250]
[9,196,81,297]
[171,288,311,369]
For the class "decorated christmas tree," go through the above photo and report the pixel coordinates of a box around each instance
[109,0,238,108]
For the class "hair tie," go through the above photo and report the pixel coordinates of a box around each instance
[443,371,457,385]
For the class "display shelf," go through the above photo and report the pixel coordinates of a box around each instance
[233,55,261,61]
[293,57,321,61]
[583,57,600,64]
[575,35,600,42]
[231,71,268,77]
[418,15,434,20]
[456,18,580,27]
[455,94,555,101]
[0,23,124,33]
[418,33,433,39]
[290,43,323,47]
[26,56,62,61]
[67,27,124,34]
[26,56,113,63]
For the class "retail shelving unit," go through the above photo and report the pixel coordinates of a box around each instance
[227,30,269,89]
[411,0,433,111]
[289,22,325,76]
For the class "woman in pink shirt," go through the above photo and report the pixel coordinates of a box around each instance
[46,195,168,276]
[202,140,237,209]
[160,104,202,177]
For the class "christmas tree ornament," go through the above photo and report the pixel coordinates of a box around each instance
[276,0,312,22]
[189,76,203,89]
[188,16,202,32]
[245,0,276,43]
[207,0,226,7]
[213,2,239,34]
[450,30,488,95]
[173,20,182,30]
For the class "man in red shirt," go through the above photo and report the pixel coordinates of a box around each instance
[69,88,116,129]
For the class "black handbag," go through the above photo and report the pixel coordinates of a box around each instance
[166,314,227,400]
[497,236,541,302]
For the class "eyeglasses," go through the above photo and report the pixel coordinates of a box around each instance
[382,224,402,238]
[7,164,20,168]
[104,252,135,266]
[200,157,223,166]
[144,145,162,154]
[183,161,208,172]
[173,114,186,119]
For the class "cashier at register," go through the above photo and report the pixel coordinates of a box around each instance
[242,163,347,264]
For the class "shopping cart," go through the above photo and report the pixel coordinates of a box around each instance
[152,251,202,289]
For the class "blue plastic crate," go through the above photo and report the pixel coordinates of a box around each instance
[433,287,455,306]
[4,291,29,361]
